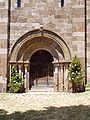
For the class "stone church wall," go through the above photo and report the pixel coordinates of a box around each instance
[0,0,8,76]
[0,0,89,92]
[0,0,8,92]
[87,0,90,83]
[10,0,85,79]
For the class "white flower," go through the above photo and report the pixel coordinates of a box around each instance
[72,72,74,75]
[75,64,76,66]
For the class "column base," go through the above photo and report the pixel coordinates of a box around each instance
[59,84,64,92]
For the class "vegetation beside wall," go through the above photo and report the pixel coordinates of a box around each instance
[8,66,25,93]
[68,56,85,93]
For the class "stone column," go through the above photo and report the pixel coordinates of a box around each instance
[18,64,22,75]
[24,64,29,92]
[58,64,61,91]
[63,64,69,92]
[65,64,69,92]
[9,64,12,82]
[18,64,24,81]
[53,63,59,91]
[59,64,64,92]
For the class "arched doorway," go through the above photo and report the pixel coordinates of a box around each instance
[9,29,71,92]
[29,50,54,91]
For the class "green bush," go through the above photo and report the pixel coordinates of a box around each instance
[8,66,25,93]
[68,55,85,92]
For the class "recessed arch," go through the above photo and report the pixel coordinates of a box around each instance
[23,44,59,61]
[30,50,54,63]
[29,49,54,89]
[9,29,71,62]
[16,37,61,61]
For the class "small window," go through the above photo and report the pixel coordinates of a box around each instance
[61,0,64,7]
[17,0,21,7]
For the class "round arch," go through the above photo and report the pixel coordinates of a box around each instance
[9,29,71,62]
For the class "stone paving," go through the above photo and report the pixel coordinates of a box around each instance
[0,91,90,114]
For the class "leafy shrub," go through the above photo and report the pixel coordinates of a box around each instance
[68,55,85,92]
[8,66,25,93]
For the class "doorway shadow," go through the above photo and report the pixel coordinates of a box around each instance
[29,50,54,90]
[29,63,54,88]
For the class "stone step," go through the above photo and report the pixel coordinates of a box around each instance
[30,86,54,92]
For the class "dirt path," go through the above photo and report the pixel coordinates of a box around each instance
[0,91,90,114]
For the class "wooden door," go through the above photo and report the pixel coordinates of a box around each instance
[29,63,54,90]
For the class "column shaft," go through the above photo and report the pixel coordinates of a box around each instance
[24,64,29,92]
[64,64,69,92]
[60,64,64,92]
[54,64,59,91]
[9,65,12,82]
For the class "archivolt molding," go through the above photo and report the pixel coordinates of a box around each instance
[9,29,71,62]
[22,43,59,61]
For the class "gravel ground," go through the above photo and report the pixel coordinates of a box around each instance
[0,91,90,114]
